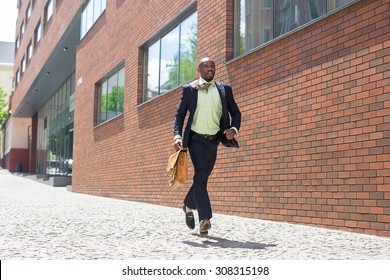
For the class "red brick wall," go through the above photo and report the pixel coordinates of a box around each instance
[73,0,390,237]
[5,148,29,173]
[221,0,390,237]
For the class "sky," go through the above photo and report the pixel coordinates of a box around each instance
[0,0,18,42]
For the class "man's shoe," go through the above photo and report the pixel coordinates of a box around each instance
[183,205,195,229]
[199,219,211,235]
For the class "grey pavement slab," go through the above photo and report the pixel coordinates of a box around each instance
[1,168,390,260]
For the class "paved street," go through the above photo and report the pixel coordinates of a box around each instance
[1,167,390,260]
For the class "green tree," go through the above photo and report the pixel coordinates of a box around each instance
[0,87,9,125]
[178,23,197,84]
[167,22,197,88]
[101,85,124,114]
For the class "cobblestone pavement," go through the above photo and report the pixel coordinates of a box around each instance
[1,168,390,260]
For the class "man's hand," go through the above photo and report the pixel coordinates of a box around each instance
[224,129,236,140]
[174,138,183,151]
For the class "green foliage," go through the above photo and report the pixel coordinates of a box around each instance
[167,22,197,88]
[101,85,124,113]
[179,56,197,84]
[0,87,9,126]
[240,34,246,55]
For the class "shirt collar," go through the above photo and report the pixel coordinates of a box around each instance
[199,77,215,87]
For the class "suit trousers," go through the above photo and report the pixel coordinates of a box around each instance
[184,134,218,222]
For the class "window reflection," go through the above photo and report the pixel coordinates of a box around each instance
[144,11,197,102]
[81,0,106,38]
[27,41,33,62]
[235,0,356,56]
[275,0,326,37]
[179,12,197,84]
[35,21,41,45]
[147,42,160,100]
[160,26,180,94]
[97,65,125,124]
[45,0,53,23]
[36,73,75,176]
[329,0,354,10]
[100,81,108,122]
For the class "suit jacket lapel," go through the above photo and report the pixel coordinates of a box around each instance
[216,82,229,130]
[190,86,198,114]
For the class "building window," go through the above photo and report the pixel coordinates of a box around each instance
[143,11,197,102]
[15,37,20,51]
[26,2,32,23]
[16,69,20,85]
[329,0,354,10]
[96,65,125,124]
[235,0,357,56]
[21,56,26,75]
[37,73,75,176]
[27,40,33,62]
[20,21,25,38]
[80,0,106,38]
[45,0,53,24]
[274,0,327,37]
[34,20,41,46]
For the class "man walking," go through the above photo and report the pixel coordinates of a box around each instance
[173,57,241,235]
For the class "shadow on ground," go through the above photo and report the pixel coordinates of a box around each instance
[183,234,277,250]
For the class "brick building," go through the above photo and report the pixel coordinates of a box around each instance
[11,0,389,237]
[0,41,14,167]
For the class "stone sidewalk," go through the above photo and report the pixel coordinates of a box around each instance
[1,168,390,260]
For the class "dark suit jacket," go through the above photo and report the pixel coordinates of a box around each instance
[174,81,241,148]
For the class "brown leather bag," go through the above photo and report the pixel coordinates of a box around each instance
[166,148,188,189]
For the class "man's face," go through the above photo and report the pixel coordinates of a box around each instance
[198,60,215,82]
